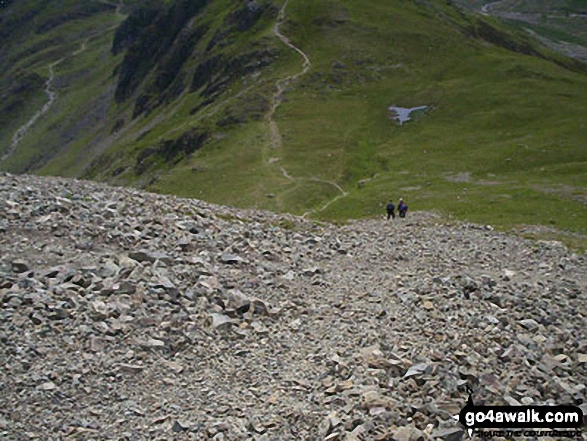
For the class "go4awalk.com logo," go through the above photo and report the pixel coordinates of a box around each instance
[456,390,583,438]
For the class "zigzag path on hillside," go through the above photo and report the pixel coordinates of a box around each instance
[267,0,349,217]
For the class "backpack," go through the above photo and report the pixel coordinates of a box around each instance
[386,203,395,211]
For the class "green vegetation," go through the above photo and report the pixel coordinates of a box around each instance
[0,0,586,249]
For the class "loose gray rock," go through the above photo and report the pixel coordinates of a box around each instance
[220,253,244,264]
[11,260,29,273]
[0,173,585,440]
[431,427,464,441]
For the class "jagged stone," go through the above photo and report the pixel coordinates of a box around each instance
[392,425,428,441]
[39,381,57,391]
[404,363,431,378]
[11,260,29,273]
[220,253,244,264]
[519,318,540,331]
[163,360,184,374]
[29,312,43,325]
[139,338,165,349]
[118,363,146,373]
[430,427,464,441]
[209,313,237,330]
[361,345,396,369]
[302,266,321,276]
[129,250,170,264]
[172,420,189,432]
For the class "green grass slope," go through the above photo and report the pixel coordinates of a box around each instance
[0,0,124,172]
[152,0,587,240]
[1,0,586,248]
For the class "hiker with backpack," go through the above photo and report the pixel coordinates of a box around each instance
[398,198,408,218]
[386,200,395,220]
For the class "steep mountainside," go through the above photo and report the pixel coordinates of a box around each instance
[0,0,586,242]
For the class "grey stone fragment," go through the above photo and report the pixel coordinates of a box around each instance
[209,313,237,330]
[392,426,427,441]
[128,250,170,263]
[30,312,43,325]
[139,338,165,349]
[11,260,29,273]
[39,381,57,391]
[172,420,189,432]
[519,318,539,331]
[431,427,464,441]
[404,363,430,378]
[220,253,244,264]
[118,364,145,373]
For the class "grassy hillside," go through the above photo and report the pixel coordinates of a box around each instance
[151,0,587,237]
[0,0,586,248]
[0,0,125,171]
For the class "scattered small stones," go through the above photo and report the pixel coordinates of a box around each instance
[0,173,585,440]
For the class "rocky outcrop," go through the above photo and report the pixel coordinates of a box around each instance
[113,0,208,103]
[0,173,585,439]
[134,128,209,175]
[225,1,278,33]
[190,48,275,99]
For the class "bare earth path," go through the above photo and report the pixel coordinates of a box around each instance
[1,57,64,163]
[267,0,349,217]
[2,2,125,166]
[480,0,505,15]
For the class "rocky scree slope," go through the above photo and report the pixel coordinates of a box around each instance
[0,173,586,440]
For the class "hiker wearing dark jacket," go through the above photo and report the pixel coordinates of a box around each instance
[386,200,395,220]
[398,198,408,218]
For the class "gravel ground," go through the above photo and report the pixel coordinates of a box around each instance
[1,173,585,440]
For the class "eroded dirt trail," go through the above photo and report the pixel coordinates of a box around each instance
[2,2,124,165]
[1,58,64,163]
[267,0,348,216]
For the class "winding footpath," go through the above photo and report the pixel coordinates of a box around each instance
[1,1,124,165]
[267,0,348,217]
[480,0,505,15]
[2,172,586,439]
[1,57,64,163]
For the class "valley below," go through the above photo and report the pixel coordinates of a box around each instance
[1,1,587,439]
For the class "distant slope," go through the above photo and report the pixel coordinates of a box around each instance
[457,0,587,61]
[0,0,117,170]
[0,0,586,243]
